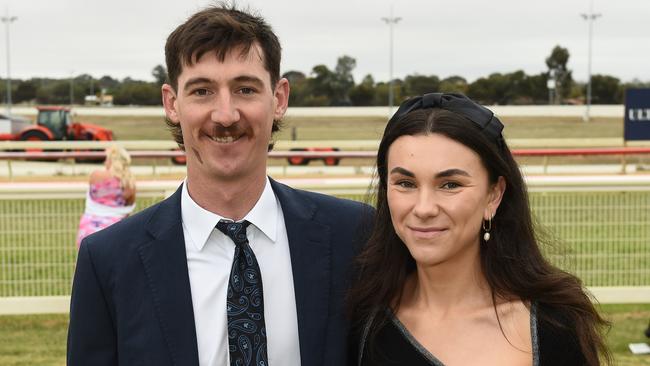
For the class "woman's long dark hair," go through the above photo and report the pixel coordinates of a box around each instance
[347,107,611,365]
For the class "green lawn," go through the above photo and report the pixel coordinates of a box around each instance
[0,304,648,365]
[78,115,623,141]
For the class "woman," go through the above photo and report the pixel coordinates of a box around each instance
[76,145,136,248]
[348,93,610,365]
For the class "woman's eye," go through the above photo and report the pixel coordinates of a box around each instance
[396,180,415,189]
[441,181,460,189]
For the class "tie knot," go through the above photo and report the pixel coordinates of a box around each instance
[215,220,250,246]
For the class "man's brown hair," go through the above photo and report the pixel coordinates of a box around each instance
[164,3,283,149]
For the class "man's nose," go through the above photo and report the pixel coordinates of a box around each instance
[211,92,240,126]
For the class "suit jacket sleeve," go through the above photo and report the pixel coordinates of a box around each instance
[67,238,118,366]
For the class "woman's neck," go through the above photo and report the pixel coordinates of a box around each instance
[401,253,493,318]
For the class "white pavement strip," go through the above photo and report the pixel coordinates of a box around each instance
[2,287,647,315]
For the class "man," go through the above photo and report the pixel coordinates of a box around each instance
[67,5,371,366]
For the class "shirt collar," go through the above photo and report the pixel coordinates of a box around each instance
[181,177,278,251]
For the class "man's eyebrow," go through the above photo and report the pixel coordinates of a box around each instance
[182,77,212,91]
[389,167,414,177]
[435,169,471,179]
[232,75,265,87]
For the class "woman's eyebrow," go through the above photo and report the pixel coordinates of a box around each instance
[435,168,471,178]
[389,166,414,177]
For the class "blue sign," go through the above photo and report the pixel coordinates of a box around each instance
[624,88,650,141]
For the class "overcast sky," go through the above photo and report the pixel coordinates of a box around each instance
[3,0,649,84]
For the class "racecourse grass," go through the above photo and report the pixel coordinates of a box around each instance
[0,304,648,366]
[78,115,623,141]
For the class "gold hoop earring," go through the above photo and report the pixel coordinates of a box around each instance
[482,215,493,242]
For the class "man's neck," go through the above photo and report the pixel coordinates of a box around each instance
[186,173,267,221]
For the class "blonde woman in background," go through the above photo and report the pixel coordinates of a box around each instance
[76,145,136,248]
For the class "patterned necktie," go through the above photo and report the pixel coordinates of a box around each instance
[215,220,268,366]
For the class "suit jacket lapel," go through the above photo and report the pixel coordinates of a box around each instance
[271,179,331,366]
[137,186,199,365]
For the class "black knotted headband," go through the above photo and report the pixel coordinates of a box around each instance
[388,92,505,147]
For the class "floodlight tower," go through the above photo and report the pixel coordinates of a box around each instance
[581,0,601,122]
[382,6,401,115]
[1,8,17,116]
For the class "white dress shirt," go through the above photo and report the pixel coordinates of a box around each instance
[181,178,301,366]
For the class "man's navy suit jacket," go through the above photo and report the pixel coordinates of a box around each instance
[67,179,372,366]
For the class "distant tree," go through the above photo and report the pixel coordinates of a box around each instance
[545,45,573,103]
[439,76,468,94]
[14,79,38,103]
[113,80,161,105]
[518,73,550,104]
[303,56,357,106]
[35,80,72,104]
[307,64,335,105]
[624,79,650,89]
[283,70,308,106]
[73,74,96,97]
[152,65,167,87]
[282,70,306,85]
[590,74,623,104]
[331,55,356,105]
[374,79,404,106]
[467,71,529,105]
[349,74,376,106]
[403,74,440,97]
[99,75,120,91]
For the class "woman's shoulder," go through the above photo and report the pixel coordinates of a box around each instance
[89,169,112,183]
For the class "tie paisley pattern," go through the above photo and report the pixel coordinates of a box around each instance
[216,220,269,366]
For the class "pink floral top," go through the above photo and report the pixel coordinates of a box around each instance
[76,176,134,248]
[89,176,127,207]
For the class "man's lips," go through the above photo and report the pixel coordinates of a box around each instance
[212,135,241,143]
[209,124,247,144]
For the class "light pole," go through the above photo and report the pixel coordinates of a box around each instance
[1,8,17,116]
[581,0,601,122]
[381,6,401,115]
[70,72,74,106]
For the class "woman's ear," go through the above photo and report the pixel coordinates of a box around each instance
[485,176,506,220]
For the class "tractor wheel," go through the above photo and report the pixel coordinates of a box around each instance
[19,130,49,156]
[20,131,50,152]
[323,148,340,166]
[323,157,340,166]
[171,150,187,165]
[287,148,310,166]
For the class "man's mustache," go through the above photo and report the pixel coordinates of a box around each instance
[211,123,246,137]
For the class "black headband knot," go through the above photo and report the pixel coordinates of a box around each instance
[389,92,505,147]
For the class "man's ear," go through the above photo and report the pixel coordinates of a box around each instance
[273,78,290,120]
[485,176,506,220]
[162,84,180,123]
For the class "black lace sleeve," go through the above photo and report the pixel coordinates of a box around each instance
[536,302,590,366]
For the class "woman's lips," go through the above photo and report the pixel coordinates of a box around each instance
[409,226,447,239]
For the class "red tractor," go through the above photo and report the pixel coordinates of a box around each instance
[0,106,113,144]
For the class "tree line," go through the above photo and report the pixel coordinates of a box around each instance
[2,46,647,107]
